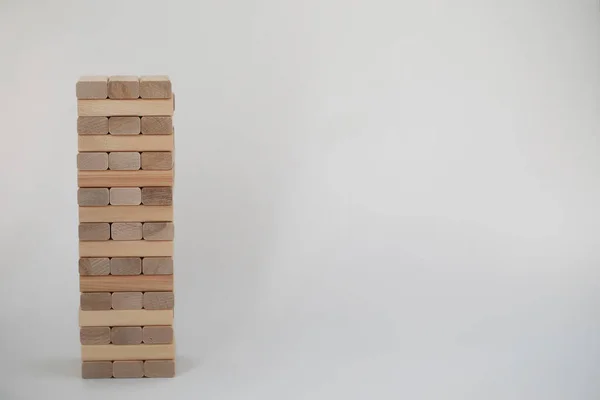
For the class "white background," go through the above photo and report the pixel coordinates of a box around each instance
[0,0,599,398]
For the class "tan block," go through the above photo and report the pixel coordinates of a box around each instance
[79,310,173,327]
[77,152,108,170]
[144,360,175,378]
[80,275,173,292]
[79,206,173,223]
[143,292,174,310]
[141,152,172,170]
[109,187,141,205]
[78,116,108,135]
[139,76,172,99]
[143,326,173,344]
[79,241,173,257]
[112,292,143,310]
[108,76,139,99]
[81,343,175,361]
[78,170,173,187]
[77,98,173,117]
[79,258,110,275]
[80,292,112,311]
[110,257,142,274]
[111,327,142,345]
[143,222,174,241]
[79,134,173,152]
[113,361,144,378]
[80,327,111,345]
[111,223,143,241]
[82,361,113,379]
[108,116,140,135]
[78,188,109,206]
[108,152,141,170]
[141,116,172,135]
[79,223,110,241]
[142,257,173,275]
[76,76,108,99]
[141,187,172,205]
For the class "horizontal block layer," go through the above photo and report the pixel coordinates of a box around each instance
[80,275,173,292]
[81,292,175,310]
[80,257,173,276]
[78,98,173,116]
[80,240,173,257]
[78,170,173,187]
[79,206,173,222]
[79,309,173,327]
[79,135,173,152]
[81,343,175,361]
[81,360,175,379]
[81,326,173,345]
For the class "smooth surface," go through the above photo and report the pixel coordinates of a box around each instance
[79,240,173,257]
[79,134,174,151]
[78,170,174,187]
[79,205,173,222]
[77,98,173,116]
[80,275,173,292]
[79,309,174,327]
[81,344,175,361]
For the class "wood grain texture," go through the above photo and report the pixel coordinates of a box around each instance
[142,326,173,344]
[81,292,112,311]
[79,258,110,275]
[79,134,173,152]
[78,170,173,187]
[108,152,140,170]
[144,360,175,378]
[77,99,173,117]
[141,152,172,170]
[142,257,173,275]
[81,343,175,361]
[109,187,141,205]
[78,188,109,206]
[111,223,143,241]
[113,361,144,378]
[82,361,113,379]
[108,76,139,99]
[112,292,143,310]
[77,152,108,170]
[110,257,142,274]
[141,187,172,205]
[79,223,110,241]
[76,76,108,100]
[143,292,174,310]
[139,76,172,99]
[79,206,173,222]
[78,117,108,135]
[111,327,142,345]
[80,240,173,257]
[80,327,111,345]
[141,116,172,135]
[80,275,173,292]
[108,117,141,135]
[79,309,173,327]
[143,222,174,241]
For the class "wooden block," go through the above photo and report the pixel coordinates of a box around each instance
[80,327,111,345]
[144,360,175,378]
[141,187,172,205]
[79,206,173,222]
[143,222,174,241]
[139,76,172,99]
[142,257,173,275]
[143,292,174,310]
[80,240,173,257]
[79,223,110,241]
[79,258,110,275]
[108,116,141,135]
[111,223,143,241]
[108,152,140,170]
[80,275,173,292]
[141,152,172,170]
[112,292,143,310]
[111,327,142,345]
[79,134,173,152]
[78,170,173,187]
[108,76,139,99]
[110,257,142,274]
[77,99,173,117]
[82,361,113,379]
[77,152,108,170]
[109,187,141,205]
[141,117,172,135]
[81,343,175,361]
[79,309,173,327]
[143,326,173,344]
[78,188,109,206]
[76,76,108,100]
[113,361,144,378]
[78,117,108,135]
[81,292,112,311]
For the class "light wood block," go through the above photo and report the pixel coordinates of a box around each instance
[108,152,140,170]
[143,292,174,310]
[82,361,113,379]
[79,134,173,152]
[142,257,173,275]
[141,152,172,170]
[111,223,143,241]
[113,361,144,378]
[78,188,109,206]
[77,99,173,117]
[111,327,142,345]
[108,116,141,135]
[144,360,175,378]
[139,76,172,99]
[141,116,173,135]
[108,76,139,99]
[80,275,173,292]
[78,117,108,135]
[76,76,108,99]
[109,187,141,205]
[112,292,143,310]
[143,326,173,344]
[79,206,173,222]
[81,343,175,361]
[80,240,173,257]
[143,222,174,241]
[79,258,110,275]
[79,223,110,241]
[80,327,111,345]
[77,152,108,170]
[141,187,172,206]
[78,170,173,187]
[79,309,173,327]
[110,257,142,274]
[81,293,112,311]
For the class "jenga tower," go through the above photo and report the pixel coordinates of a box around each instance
[76,76,175,379]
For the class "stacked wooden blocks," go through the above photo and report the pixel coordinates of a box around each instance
[77,76,175,379]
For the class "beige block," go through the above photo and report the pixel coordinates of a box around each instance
[76,76,108,99]
[79,206,173,223]
[78,188,109,206]
[80,275,173,292]
[79,223,110,241]
[111,327,142,345]
[139,76,172,99]
[108,116,141,135]
[81,292,112,311]
[78,117,108,135]
[111,223,143,241]
[141,116,172,135]
[80,327,111,345]
[82,361,113,379]
[143,292,174,310]
[141,187,172,205]
[79,258,110,275]
[79,241,173,257]
[108,76,139,99]
[108,152,141,170]
[113,361,144,378]
[142,257,173,275]
[77,98,174,117]
[110,257,142,274]
[112,292,143,310]
[79,134,173,152]
[77,152,108,170]
[142,326,173,344]
[78,170,173,187]
[141,152,172,170]
[144,360,175,378]
[109,187,141,205]
[81,343,175,361]
[79,309,173,327]
[143,222,174,241]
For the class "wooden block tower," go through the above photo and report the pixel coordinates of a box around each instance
[76,76,175,379]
